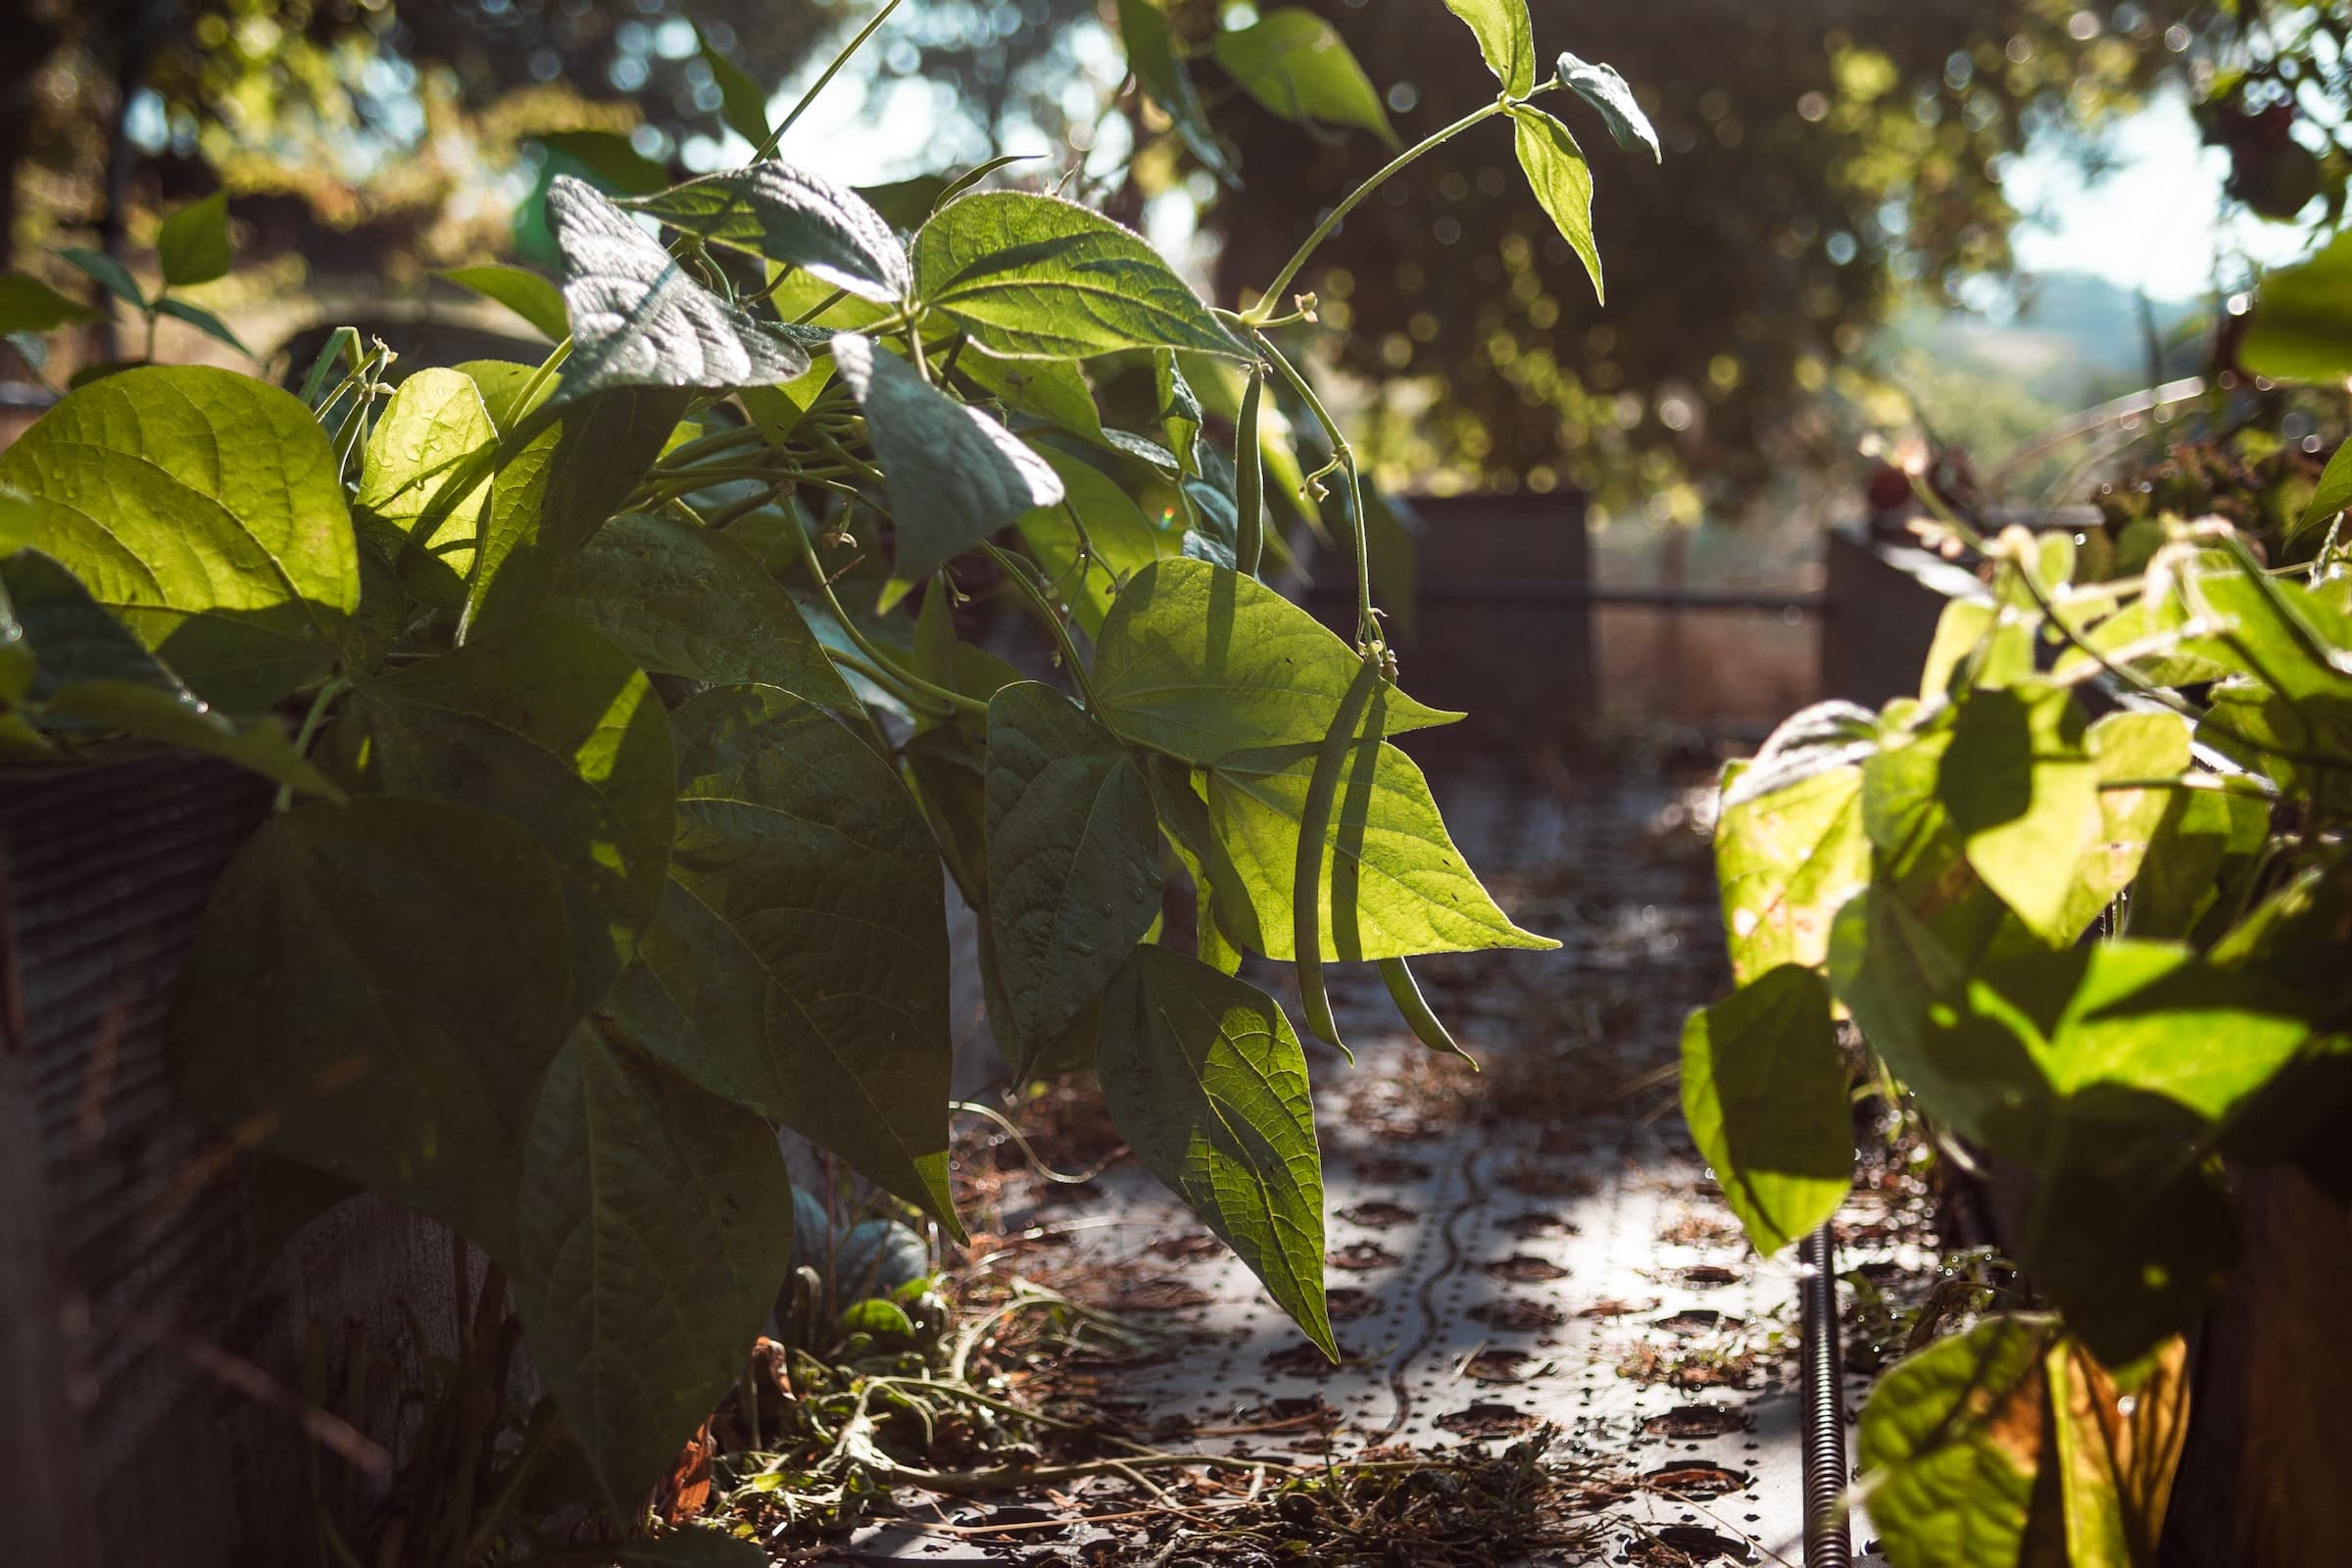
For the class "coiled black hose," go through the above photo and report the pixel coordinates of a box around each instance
[1798,1223,1852,1568]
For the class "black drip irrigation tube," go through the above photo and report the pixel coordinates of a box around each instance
[1798,1223,1852,1568]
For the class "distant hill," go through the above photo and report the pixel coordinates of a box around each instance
[1877,271,2206,411]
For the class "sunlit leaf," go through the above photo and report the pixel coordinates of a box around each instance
[1940,682,2098,945]
[1015,445,1173,636]
[353,367,497,612]
[1509,105,1603,304]
[157,191,233,287]
[1212,10,1397,149]
[2241,229,2352,385]
[1443,0,1534,96]
[625,164,910,304]
[1680,965,1851,1255]
[438,264,570,341]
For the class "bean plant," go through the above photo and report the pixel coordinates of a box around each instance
[1694,487,2351,1554]
[0,0,1651,1547]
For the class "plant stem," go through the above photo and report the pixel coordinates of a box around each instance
[1255,332,1374,646]
[275,677,348,812]
[982,542,1103,714]
[1247,88,1550,321]
[759,0,906,159]
[794,524,987,717]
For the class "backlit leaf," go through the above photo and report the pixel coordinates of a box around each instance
[2241,229,2352,385]
[0,365,359,712]
[1098,945,1333,1355]
[1091,558,1459,763]
[1444,0,1535,96]
[1679,964,1851,1255]
[353,367,497,612]
[1714,756,1869,984]
[157,192,233,287]
[913,192,1248,360]
[1940,682,2098,945]
[0,272,102,333]
[612,684,961,1235]
[1212,11,1397,149]
[1510,106,1603,304]
[697,24,773,148]
[438,265,570,341]
[1014,445,1173,636]
[514,1024,793,1513]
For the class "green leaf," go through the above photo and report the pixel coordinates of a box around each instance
[57,247,145,309]
[0,365,359,713]
[2297,437,2352,539]
[1509,106,1603,305]
[956,353,1104,443]
[1553,51,1661,162]
[514,1023,793,1513]
[1211,11,1397,150]
[611,685,962,1236]
[152,298,253,358]
[349,619,675,1015]
[0,272,101,333]
[625,164,909,304]
[157,192,233,287]
[466,379,694,634]
[2048,710,2190,941]
[1679,965,1852,1255]
[838,1296,917,1339]
[1920,599,2032,698]
[1113,0,1234,177]
[1091,558,1459,764]
[1097,945,1332,1355]
[1015,447,1172,636]
[2044,1335,2193,1568]
[1444,0,1534,97]
[353,367,498,612]
[697,24,773,148]
[912,192,1249,360]
[548,175,814,400]
[437,265,570,341]
[546,509,859,712]
[1939,682,2097,945]
[984,682,1162,1045]
[2128,784,2267,940]
[1201,730,1554,960]
[45,680,339,796]
[171,797,578,1256]
[1714,757,1869,985]
[2241,229,2352,385]
[534,129,671,196]
[1857,1316,2062,1568]
[830,332,1062,582]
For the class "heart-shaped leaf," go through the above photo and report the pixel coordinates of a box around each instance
[611,684,962,1236]
[625,163,909,304]
[549,175,815,399]
[514,1023,794,1513]
[0,365,359,712]
[985,682,1162,1046]
[1098,946,1332,1356]
[831,331,1062,582]
[171,796,578,1256]
[353,367,497,612]
[913,192,1248,360]
[349,619,675,1015]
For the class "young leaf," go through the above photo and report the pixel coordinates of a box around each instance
[513,1024,794,1514]
[0,272,102,333]
[2297,436,2352,539]
[171,796,579,1257]
[0,365,359,713]
[153,298,253,358]
[913,192,1249,360]
[353,367,498,611]
[1444,0,1535,97]
[1211,11,1398,150]
[956,352,1105,443]
[437,264,570,341]
[1553,51,1662,162]
[1091,558,1459,764]
[1113,0,1235,178]
[697,24,774,148]
[349,619,676,1016]
[549,175,815,399]
[1857,1316,2064,1568]
[624,164,910,304]
[611,684,962,1237]
[1509,106,1603,304]
[546,509,860,713]
[1715,757,1870,984]
[1201,731,1555,960]
[1679,965,1852,1256]
[534,128,672,196]
[157,191,233,287]
[984,682,1164,1046]
[830,331,1062,582]
[1939,682,2098,946]
[57,246,146,309]
[1098,945,1334,1356]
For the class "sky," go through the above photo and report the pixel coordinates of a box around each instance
[2005,84,2314,303]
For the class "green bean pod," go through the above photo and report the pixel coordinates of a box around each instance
[1296,657,1382,1052]
[1378,956,1476,1067]
[1235,367,1266,578]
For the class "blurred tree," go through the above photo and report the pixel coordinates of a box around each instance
[1155,1,2205,508]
